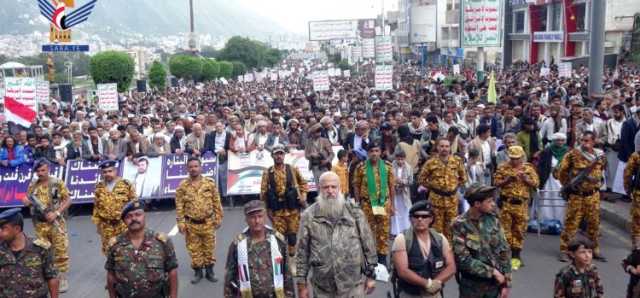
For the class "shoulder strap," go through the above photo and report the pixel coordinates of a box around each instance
[404,228,414,252]
[269,167,277,194]
[285,165,294,189]
[429,228,443,251]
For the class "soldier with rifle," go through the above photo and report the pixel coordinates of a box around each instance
[623,149,640,247]
[555,131,607,262]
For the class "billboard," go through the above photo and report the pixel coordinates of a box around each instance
[461,0,503,47]
[411,1,438,43]
[309,19,376,41]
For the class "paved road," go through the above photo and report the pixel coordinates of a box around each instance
[23,203,632,298]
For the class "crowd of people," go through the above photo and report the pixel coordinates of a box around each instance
[2,56,640,297]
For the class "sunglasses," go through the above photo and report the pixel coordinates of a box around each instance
[411,214,432,219]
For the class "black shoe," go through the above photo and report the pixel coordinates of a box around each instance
[205,265,218,283]
[191,268,203,284]
[593,253,608,262]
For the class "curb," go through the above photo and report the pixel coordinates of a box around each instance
[600,200,630,232]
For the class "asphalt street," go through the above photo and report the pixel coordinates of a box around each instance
[22,203,633,298]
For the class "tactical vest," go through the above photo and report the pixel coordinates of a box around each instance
[266,165,301,211]
[397,228,445,296]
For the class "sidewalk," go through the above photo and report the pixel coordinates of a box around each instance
[601,193,631,232]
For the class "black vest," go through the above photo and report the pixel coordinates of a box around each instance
[266,165,301,211]
[398,230,445,295]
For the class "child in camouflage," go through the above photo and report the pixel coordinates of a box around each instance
[622,237,640,298]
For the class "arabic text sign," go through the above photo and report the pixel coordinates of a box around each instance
[461,0,503,47]
[533,31,564,43]
[309,20,359,41]
[4,77,37,110]
[97,83,118,112]
[375,36,393,63]
[0,163,64,207]
[312,70,330,92]
[36,80,50,105]
[375,65,394,91]
[362,38,376,58]
[558,62,572,78]
[162,153,218,196]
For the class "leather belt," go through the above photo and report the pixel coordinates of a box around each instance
[502,197,526,205]
[569,189,598,197]
[430,187,457,197]
[185,215,210,224]
[100,218,122,225]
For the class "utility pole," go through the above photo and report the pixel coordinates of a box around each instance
[588,0,606,97]
[188,0,197,53]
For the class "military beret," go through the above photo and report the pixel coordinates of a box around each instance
[121,201,145,219]
[409,201,433,215]
[244,200,266,215]
[464,183,497,204]
[0,208,22,226]
[33,158,50,171]
[99,160,118,170]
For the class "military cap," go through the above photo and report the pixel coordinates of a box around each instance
[409,201,433,216]
[507,146,525,159]
[0,208,22,226]
[244,200,266,215]
[99,160,118,170]
[464,183,497,204]
[271,144,287,154]
[121,201,145,219]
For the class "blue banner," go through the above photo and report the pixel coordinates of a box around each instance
[0,163,64,207]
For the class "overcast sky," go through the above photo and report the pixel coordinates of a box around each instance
[236,0,397,33]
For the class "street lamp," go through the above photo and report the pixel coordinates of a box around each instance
[188,0,197,53]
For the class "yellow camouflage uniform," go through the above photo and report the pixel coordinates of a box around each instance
[176,176,224,268]
[418,155,467,240]
[623,152,640,243]
[353,160,395,255]
[260,164,308,255]
[92,178,137,254]
[494,162,539,251]
[555,148,605,254]
[27,177,70,273]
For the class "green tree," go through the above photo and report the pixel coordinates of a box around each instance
[264,48,283,67]
[218,61,233,78]
[201,46,219,58]
[148,61,167,89]
[90,51,135,92]
[231,61,247,77]
[169,54,203,81]
[201,59,220,81]
[337,59,350,71]
[218,36,262,69]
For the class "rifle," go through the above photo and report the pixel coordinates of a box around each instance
[560,155,605,200]
[27,194,64,234]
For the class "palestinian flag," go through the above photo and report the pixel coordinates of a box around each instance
[4,96,36,127]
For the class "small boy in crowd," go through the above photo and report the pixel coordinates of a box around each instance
[554,236,604,298]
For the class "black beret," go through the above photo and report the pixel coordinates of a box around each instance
[121,201,145,219]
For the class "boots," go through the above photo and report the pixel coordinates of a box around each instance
[511,249,523,271]
[191,268,203,284]
[58,273,69,293]
[205,265,218,283]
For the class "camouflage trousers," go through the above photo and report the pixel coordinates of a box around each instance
[632,193,640,243]
[560,192,600,253]
[34,219,69,272]
[499,201,528,250]
[428,192,458,241]
[312,282,364,298]
[458,277,501,298]
[97,220,127,255]
[185,218,216,268]
[361,201,390,255]
[271,209,300,255]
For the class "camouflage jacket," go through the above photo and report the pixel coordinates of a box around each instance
[553,264,603,298]
[494,162,539,200]
[623,152,640,194]
[223,229,295,298]
[259,165,308,203]
[419,155,467,193]
[295,201,377,294]
[555,148,605,193]
[0,236,57,298]
[175,176,223,226]
[93,178,137,223]
[353,160,395,203]
[26,177,69,222]
[105,229,178,298]
[451,211,511,285]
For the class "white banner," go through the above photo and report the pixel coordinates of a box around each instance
[375,35,393,63]
[313,70,330,92]
[362,38,376,58]
[352,46,363,63]
[36,80,50,105]
[558,62,572,78]
[411,2,438,43]
[375,65,393,91]
[461,0,503,47]
[308,20,359,41]
[4,77,37,111]
[540,67,550,77]
[243,73,255,82]
[453,64,461,75]
[343,70,351,77]
[97,83,118,112]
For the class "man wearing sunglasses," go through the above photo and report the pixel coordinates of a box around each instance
[391,201,456,297]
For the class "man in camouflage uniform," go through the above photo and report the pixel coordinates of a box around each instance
[623,151,640,247]
[555,131,607,262]
[494,146,539,270]
[0,208,59,298]
[106,201,179,298]
[260,144,308,256]
[419,138,467,240]
[353,140,395,265]
[296,172,378,298]
[452,184,512,298]
[554,237,604,298]
[22,159,71,292]
[223,200,294,298]
[92,160,137,255]
[176,156,224,284]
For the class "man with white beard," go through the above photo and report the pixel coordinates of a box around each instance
[296,172,378,298]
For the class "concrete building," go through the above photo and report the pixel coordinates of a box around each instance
[504,0,638,65]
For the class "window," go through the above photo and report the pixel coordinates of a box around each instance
[551,3,562,31]
[538,6,548,31]
[574,2,586,32]
[514,11,525,33]
[442,28,449,40]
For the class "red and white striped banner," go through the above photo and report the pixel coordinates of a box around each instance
[4,96,36,127]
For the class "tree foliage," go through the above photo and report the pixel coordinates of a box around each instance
[218,61,233,78]
[148,61,167,90]
[90,51,135,92]
[231,61,247,77]
[169,54,203,81]
[217,36,284,69]
[201,46,219,59]
[201,59,220,81]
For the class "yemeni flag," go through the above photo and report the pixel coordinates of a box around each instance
[4,96,36,127]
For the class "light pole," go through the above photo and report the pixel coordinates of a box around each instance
[188,0,197,53]
[588,0,606,97]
